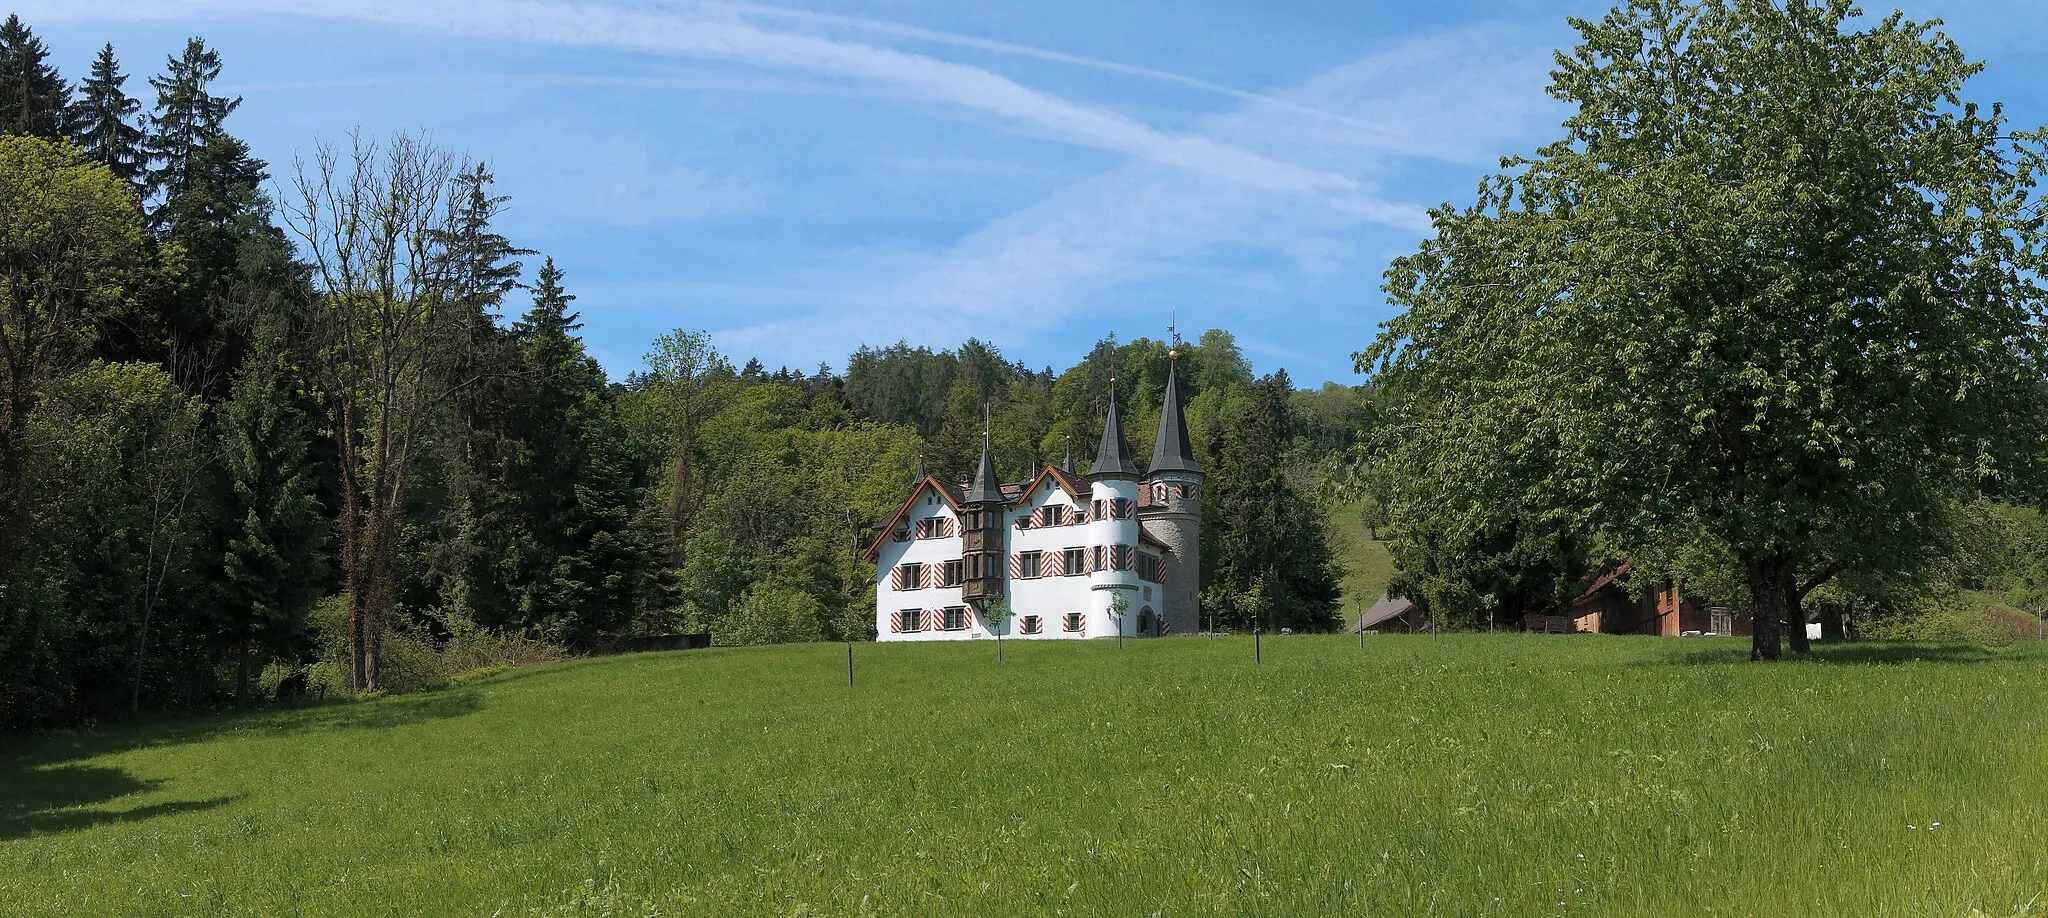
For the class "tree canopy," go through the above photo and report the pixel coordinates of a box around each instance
[1364,0,2048,658]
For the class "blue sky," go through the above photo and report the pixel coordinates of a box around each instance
[25,0,2048,384]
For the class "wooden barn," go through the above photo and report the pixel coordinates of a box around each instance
[1351,596,1430,634]
[1523,563,1745,636]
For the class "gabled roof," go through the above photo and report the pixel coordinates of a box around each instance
[1139,529,1173,553]
[1015,464,1088,505]
[1350,596,1418,632]
[1573,562,1633,603]
[861,475,963,561]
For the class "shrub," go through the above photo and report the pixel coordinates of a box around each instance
[304,594,570,697]
[719,582,826,646]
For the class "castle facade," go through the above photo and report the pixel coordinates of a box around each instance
[866,355,1203,640]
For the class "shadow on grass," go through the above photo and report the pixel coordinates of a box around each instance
[0,762,241,841]
[0,689,482,841]
[1648,640,2020,668]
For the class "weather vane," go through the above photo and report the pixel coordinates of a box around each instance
[1168,310,1183,359]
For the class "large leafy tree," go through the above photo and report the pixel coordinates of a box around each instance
[0,137,145,590]
[1365,0,2048,659]
[68,44,148,194]
[0,14,69,140]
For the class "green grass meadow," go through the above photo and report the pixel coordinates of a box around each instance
[3,636,2045,916]
[1328,500,1398,609]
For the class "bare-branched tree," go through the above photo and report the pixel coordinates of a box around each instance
[283,131,481,692]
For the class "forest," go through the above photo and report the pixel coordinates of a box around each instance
[13,0,2048,731]
[0,15,1352,730]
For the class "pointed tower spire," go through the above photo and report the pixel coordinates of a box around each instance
[913,449,927,486]
[1148,351,1201,474]
[1090,373,1140,478]
[966,401,1004,503]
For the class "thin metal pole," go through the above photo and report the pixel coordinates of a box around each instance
[1255,627,1261,664]
[846,641,854,687]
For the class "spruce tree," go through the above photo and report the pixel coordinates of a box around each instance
[503,258,648,645]
[140,35,270,398]
[0,15,68,140]
[69,44,148,194]
[408,162,531,630]
[144,37,240,215]
[1201,371,1343,632]
[218,347,328,705]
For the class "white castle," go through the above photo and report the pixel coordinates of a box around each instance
[866,354,1204,641]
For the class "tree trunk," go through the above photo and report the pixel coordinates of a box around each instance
[236,634,252,707]
[1783,564,1811,655]
[1819,603,1846,642]
[354,504,402,692]
[667,409,695,565]
[1744,553,1787,661]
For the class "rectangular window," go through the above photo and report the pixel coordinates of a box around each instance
[1139,554,1163,582]
[942,559,964,586]
[1064,548,1086,576]
[1113,498,1134,520]
[917,518,952,539]
[892,562,924,590]
[1062,612,1085,632]
[943,606,968,631]
[1021,615,1042,635]
[896,609,923,632]
[1111,544,1133,571]
[891,524,910,542]
[1018,551,1042,579]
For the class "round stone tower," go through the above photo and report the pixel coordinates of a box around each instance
[1140,352,1203,635]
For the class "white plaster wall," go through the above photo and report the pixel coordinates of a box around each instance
[1004,480,1093,639]
[873,473,1161,642]
[874,493,977,642]
[1088,476,1142,638]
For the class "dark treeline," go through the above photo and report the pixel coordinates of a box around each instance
[0,16,1349,730]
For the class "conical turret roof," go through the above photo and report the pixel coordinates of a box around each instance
[1090,378,1140,478]
[965,432,1004,503]
[1147,358,1201,475]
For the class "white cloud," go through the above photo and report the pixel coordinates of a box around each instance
[714,21,1562,366]
[37,0,1407,217]
[661,0,1417,141]
[495,129,761,234]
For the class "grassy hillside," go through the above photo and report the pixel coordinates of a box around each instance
[1328,499,1397,612]
[5,637,2046,916]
